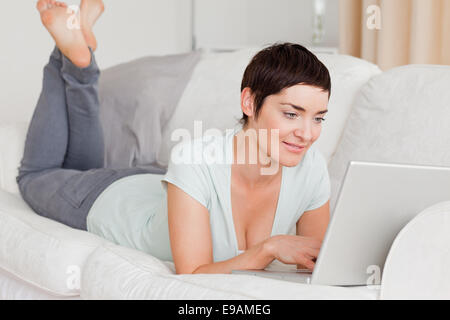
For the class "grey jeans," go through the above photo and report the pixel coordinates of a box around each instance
[16,47,165,231]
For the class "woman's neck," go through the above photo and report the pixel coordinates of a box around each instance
[232,129,282,188]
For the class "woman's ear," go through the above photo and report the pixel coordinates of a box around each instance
[240,87,255,118]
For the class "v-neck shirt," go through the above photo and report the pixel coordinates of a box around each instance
[86,124,331,263]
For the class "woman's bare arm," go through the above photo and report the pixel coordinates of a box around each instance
[296,200,330,269]
[192,241,275,274]
[167,182,213,274]
[167,183,327,274]
[167,182,275,274]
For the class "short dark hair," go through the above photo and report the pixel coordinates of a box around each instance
[239,42,331,128]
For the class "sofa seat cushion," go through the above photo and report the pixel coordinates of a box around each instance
[81,242,379,300]
[328,65,450,212]
[0,189,107,296]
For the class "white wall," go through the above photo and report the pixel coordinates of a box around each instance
[0,0,339,124]
[0,0,192,124]
[194,0,339,50]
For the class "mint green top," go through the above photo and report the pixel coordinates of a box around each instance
[87,125,331,262]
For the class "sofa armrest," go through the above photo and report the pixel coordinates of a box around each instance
[0,122,29,195]
[0,188,107,296]
[380,201,450,299]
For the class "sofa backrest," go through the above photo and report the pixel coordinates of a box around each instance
[0,50,381,195]
[156,49,382,167]
[98,50,201,171]
[328,64,450,212]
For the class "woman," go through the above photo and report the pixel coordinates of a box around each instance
[18,0,331,275]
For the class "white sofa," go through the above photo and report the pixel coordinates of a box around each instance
[1,49,449,300]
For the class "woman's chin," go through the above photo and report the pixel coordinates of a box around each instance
[279,152,306,167]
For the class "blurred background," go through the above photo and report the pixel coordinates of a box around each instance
[0,0,448,124]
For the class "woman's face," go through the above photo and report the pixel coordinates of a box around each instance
[244,84,329,168]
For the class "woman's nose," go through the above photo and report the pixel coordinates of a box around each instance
[294,120,312,142]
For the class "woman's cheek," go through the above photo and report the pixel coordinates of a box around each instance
[312,126,322,142]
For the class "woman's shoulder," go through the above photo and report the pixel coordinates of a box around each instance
[162,129,234,210]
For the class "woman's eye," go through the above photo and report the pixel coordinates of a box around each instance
[284,112,326,124]
[284,112,298,119]
[315,117,326,123]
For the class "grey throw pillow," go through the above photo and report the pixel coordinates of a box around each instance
[98,50,201,174]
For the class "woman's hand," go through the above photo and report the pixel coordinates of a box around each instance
[264,235,322,270]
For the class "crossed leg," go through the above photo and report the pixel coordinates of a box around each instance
[17,1,155,230]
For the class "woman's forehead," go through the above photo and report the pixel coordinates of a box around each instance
[272,85,329,106]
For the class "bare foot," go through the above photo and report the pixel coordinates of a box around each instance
[80,0,104,52]
[37,0,91,68]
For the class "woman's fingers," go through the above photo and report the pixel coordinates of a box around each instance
[271,235,323,269]
[295,248,319,270]
[297,254,315,270]
[305,247,320,259]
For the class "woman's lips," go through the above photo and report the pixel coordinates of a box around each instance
[283,141,306,153]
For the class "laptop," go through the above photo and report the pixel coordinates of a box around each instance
[231,160,450,286]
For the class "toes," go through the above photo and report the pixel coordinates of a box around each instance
[55,1,67,8]
[98,1,105,13]
[36,0,49,12]
[48,0,57,9]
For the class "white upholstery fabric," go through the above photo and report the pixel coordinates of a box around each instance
[157,49,381,167]
[0,267,80,300]
[81,243,379,300]
[156,48,260,168]
[0,189,106,296]
[5,57,449,299]
[328,65,450,212]
[0,122,28,195]
[313,54,381,164]
[380,201,450,299]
